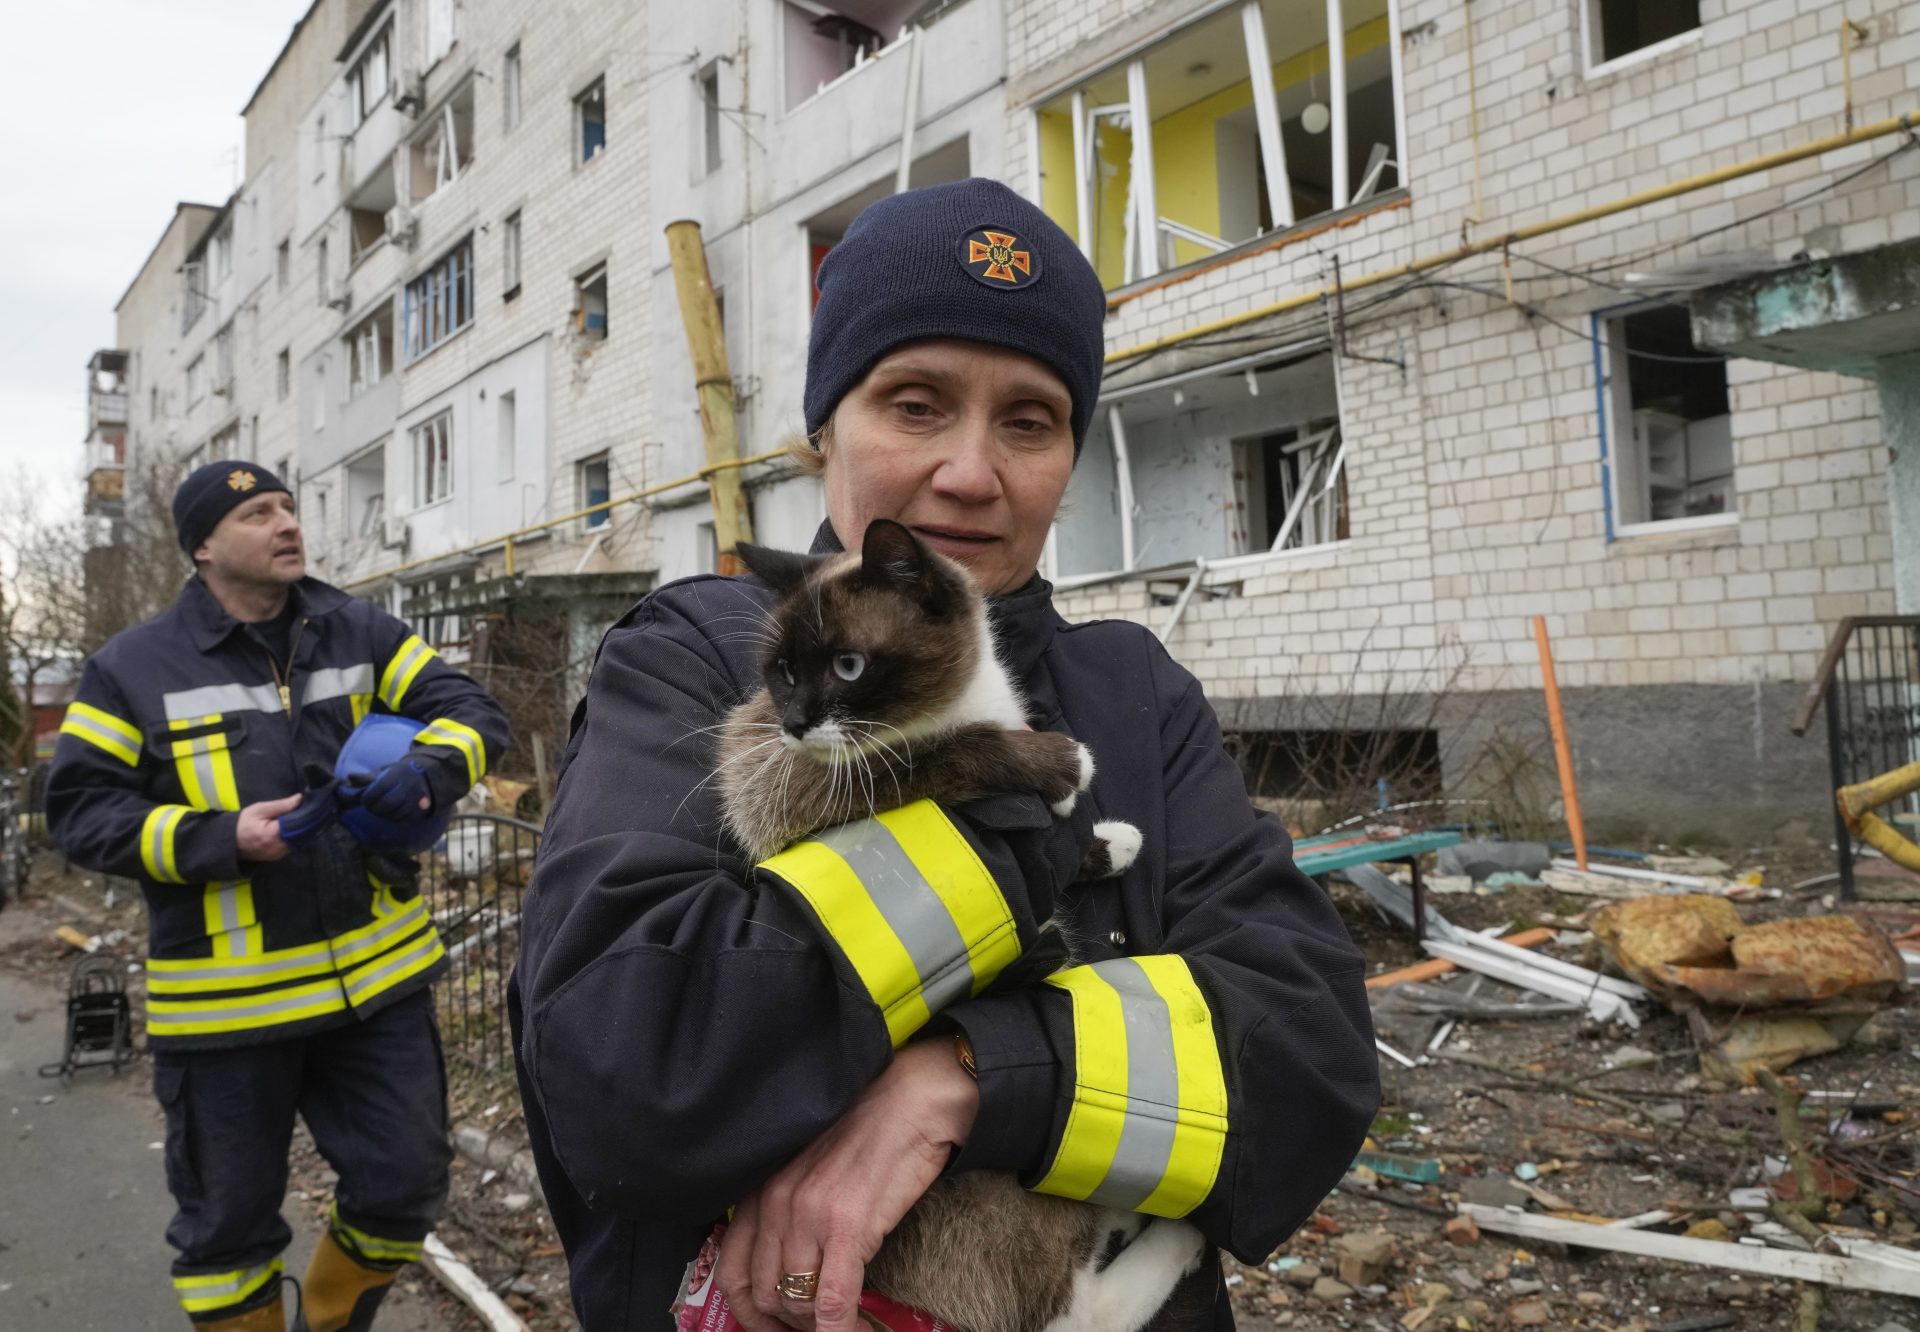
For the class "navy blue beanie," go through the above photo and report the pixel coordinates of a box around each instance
[173,461,292,556]
[805,178,1107,454]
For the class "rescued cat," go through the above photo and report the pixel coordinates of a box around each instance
[712,518,1207,1332]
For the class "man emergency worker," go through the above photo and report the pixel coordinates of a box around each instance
[47,462,509,1332]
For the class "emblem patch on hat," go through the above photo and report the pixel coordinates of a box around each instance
[227,469,258,492]
[958,228,1039,288]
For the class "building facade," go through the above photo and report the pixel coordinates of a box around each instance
[92,0,1919,836]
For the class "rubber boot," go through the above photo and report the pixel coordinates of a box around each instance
[290,1231,400,1332]
[192,1293,286,1332]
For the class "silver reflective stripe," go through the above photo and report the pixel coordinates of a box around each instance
[154,902,426,983]
[163,682,282,721]
[155,982,347,1023]
[189,735,223,810]
[147,809,179,880]
[345,930,442,1002]
[1091,957,1183,1211]
[177,1264,275,1298]
[306,663,375,706]
[815,820,976,1014]
[211,883,253,957]
[66,711,139,758]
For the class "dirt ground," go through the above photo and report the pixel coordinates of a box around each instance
[9,840,1919,1332]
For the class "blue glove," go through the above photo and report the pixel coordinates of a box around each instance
[278,784,344,847]
[347,757,438,822]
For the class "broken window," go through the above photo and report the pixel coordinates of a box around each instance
[186,355,206,408]
[1034,0,1403,288]
[345,303,393,396]
[181,261,207,333]
[413,410,453,507]
[574,263,608,340]
[208,423,241,461]
[503,43,523,130]
[403,236,474,360]
[782,0,918,110]
[502,211,523,296]
[409,82,474,202]
[1054,350,1343,575]
[276,349,291,402]
[1586,0,1700,67]
[348,207,385,265]
[347,442,387,543]
[208,221,233,282]
[579,452,611,530]
[578,78,607,164]
[346,22,392,125]
[1603,304,1734,530]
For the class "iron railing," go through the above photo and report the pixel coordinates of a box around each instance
[0,771,28,906]
[419,813,541,1098]
[1792,615,1920,898]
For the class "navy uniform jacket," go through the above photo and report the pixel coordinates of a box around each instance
[48,575,509,1051]
[511,533,1379,1329]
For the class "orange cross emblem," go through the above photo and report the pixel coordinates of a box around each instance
[227,470,258,492]
[966,231,1033,285]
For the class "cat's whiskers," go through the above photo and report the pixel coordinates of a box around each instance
[678,733,788,825]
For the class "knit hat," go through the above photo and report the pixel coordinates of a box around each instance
[173,461,292,557]
[805,178,1107,454]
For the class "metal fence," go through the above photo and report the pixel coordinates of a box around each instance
[0,770,30,906]
[1792,615,1920,898]
[419,813,542,1100]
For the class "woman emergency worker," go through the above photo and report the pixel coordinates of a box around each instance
[510,178,1379,1332]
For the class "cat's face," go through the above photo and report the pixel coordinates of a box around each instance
[739,521,982,758]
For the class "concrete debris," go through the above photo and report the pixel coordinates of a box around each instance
[1435,841,1551,881]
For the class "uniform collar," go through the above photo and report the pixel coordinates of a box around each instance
[179,574,351,651]
[808,521,1062,679]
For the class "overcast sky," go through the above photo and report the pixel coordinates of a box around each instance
[0,1,314,518]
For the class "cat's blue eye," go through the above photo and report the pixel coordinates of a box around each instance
[778,659,796,686]
[833,652,865,682]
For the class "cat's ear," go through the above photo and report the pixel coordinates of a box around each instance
[861,519,958,616]
[735,543,817,596]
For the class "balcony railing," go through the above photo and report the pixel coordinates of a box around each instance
[89,391,128,428]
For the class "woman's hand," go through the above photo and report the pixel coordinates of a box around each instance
[713,1038,980,1331]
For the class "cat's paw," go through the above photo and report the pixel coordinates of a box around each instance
[1078,820,1142,879]
[1050,742,1096,817]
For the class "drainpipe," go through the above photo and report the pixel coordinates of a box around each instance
[665,219,755,574]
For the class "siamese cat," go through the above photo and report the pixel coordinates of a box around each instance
[712,519,1208,1332]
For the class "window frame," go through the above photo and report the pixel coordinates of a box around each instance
[411,409,455,509]
[503,42,524,131]
[185,355,206,409]
[578,451,612,531]
[346,20,394,127]
[345,301,394,397]
[573,262,609,341]
[403,236,476,363]
[576,77,608,165]
[502,210,523,298]
[1579,0,1703,76]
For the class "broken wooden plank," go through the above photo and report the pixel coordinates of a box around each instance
[1365,927,1555,990]
[422,1233,531,1332]
[1422,940,1641,1028]
[1551,858,1713,888]
[1458,1203,1920,1299]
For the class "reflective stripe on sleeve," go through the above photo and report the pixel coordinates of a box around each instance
[59,701,142,766]
[378,635,437,710]
[1033,955,1228,1218]
[139,805,191,883]
[416,717,486,786]
[172,1259,283,1315]
[759,799,1020,1048]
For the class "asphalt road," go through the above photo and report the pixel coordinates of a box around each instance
[0,895,444,1331]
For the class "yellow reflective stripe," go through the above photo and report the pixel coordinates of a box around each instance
[343,926,445,1005]
[60,702,142,765]
[1034,956,1228,1219]
[173,1259,283,1314]
[416,717,486,786]
[760,800,1015,1048]
[874,801,1020,995]
[203,881,261,959]
[351,692,373,724]
[765,838,930,1047]
[378,635,437,710]
[145,977,351,1036]
[168,714,242,811]
[140,805,189,882]
[330,1203,424,1262]
[147,898,430,994]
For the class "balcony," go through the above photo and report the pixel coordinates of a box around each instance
[85,465,125,512]
[89,390,128,429]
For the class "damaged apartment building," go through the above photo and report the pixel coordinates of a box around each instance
[93,0,1918,836]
